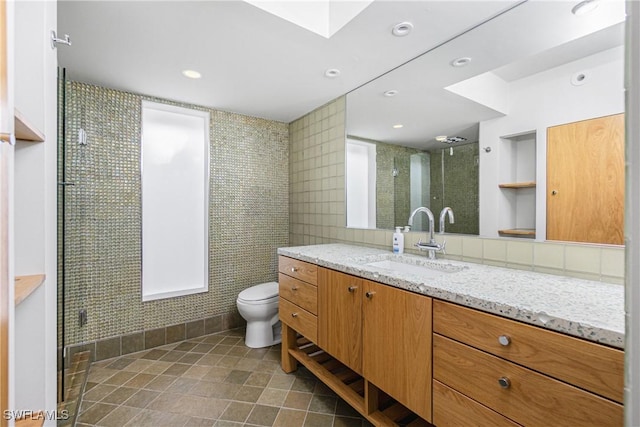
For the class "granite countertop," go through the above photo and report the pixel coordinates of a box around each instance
[277,243,625,349]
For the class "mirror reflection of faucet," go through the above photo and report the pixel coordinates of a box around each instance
[439,207,455,234]
[406,207,454,259]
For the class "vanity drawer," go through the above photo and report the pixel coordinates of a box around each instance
[279,256,317,285]
[433,300,623,403]
[433,334,623,427]
[433,380,520,427]
[278,273,317,315]
[279,298,317,343]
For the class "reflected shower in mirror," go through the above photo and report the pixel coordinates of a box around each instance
[345,136,478,233]
[345,0,625,237]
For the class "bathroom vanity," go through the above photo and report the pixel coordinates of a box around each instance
[277,244,624,426]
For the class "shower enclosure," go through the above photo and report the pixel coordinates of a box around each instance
[56,73,290,405]
[57,71,145,398]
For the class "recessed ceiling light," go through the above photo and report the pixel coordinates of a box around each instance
[435,136,448,142]
[572,0,599,16]
[450,57,472,67]
[182,69,202,79]
[384,90,399,97]
[392,22,413,37]
[571,71,590,86]
[324,68,341,78]
[393,124,404,129]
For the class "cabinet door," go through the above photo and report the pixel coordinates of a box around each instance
[363,281,432,422]
[547,113,624,244]
[318,268,363,374]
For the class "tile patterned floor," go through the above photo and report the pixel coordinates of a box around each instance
[77,328,372,427]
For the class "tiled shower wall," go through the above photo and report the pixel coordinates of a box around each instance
[60,82,289,351]
[374,140,421,230]
[289,96,625,285]
[429,143,479,235]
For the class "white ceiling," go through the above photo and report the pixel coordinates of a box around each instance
[346,0,626,151]
[57,0,626,149]
[56,0,522,123]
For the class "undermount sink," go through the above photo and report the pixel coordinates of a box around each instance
[364,257,466,279]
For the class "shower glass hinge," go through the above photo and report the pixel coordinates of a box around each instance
[78,128,87,145]
[51,30,72,49]
[79,309,88,327]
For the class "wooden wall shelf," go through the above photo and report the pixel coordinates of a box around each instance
[15,109,45,142]
[15,274,45,306]
[498,229,536,237]
[499,181,536,189]
[15,412,44,427]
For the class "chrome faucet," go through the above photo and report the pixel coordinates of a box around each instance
[439,207,455,234]
[407,207,445,259]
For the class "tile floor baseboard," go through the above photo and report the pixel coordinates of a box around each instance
[64,311,244,368]
[77,328,371,427]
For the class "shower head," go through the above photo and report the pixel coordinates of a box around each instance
[435,135,467,144]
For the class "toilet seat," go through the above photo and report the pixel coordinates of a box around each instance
[237,282,278,304]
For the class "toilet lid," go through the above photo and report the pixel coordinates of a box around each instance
[238,282,279,302]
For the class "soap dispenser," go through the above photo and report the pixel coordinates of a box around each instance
[393,226,404,254]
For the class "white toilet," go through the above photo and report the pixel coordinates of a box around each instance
[236,282,282,348]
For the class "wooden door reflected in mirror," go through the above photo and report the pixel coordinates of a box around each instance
[547,113,624,245]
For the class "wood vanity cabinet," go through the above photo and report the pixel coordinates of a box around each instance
[317,268,363,374]
[362,280,432,422]
[433,300,624,426]
[318,267,432,422]
[279,255,622,426]
[278,257,318,354]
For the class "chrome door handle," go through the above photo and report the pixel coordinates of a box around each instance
[365,291,375,299]
[348,286,357,292]
[291,313,298,318]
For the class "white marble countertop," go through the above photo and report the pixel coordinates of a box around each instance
[277,243,625,349]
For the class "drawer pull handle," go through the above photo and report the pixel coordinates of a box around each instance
[291,267,298,272]
[291,313,298,318]
[348,286,358,292]
[365,291,375,299]
[498,335,511,346]
[498,377,511,389]
[291,286,299,291]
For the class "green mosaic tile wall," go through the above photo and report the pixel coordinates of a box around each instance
[61,82,289,347]
[374,141,422,230]
[429,143,479,235]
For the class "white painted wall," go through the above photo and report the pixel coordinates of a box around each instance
[479,46,624,239]
[43,0,58,420]
[3,0,17,418]
[14,0,45,275]
[12,0,57,422]
[625,2,640,424]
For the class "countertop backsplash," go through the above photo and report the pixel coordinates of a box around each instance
[278,243,624,349]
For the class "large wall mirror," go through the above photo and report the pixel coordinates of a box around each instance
[345,0,625,242]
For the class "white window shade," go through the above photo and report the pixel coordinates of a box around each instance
[141,102,209,301]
